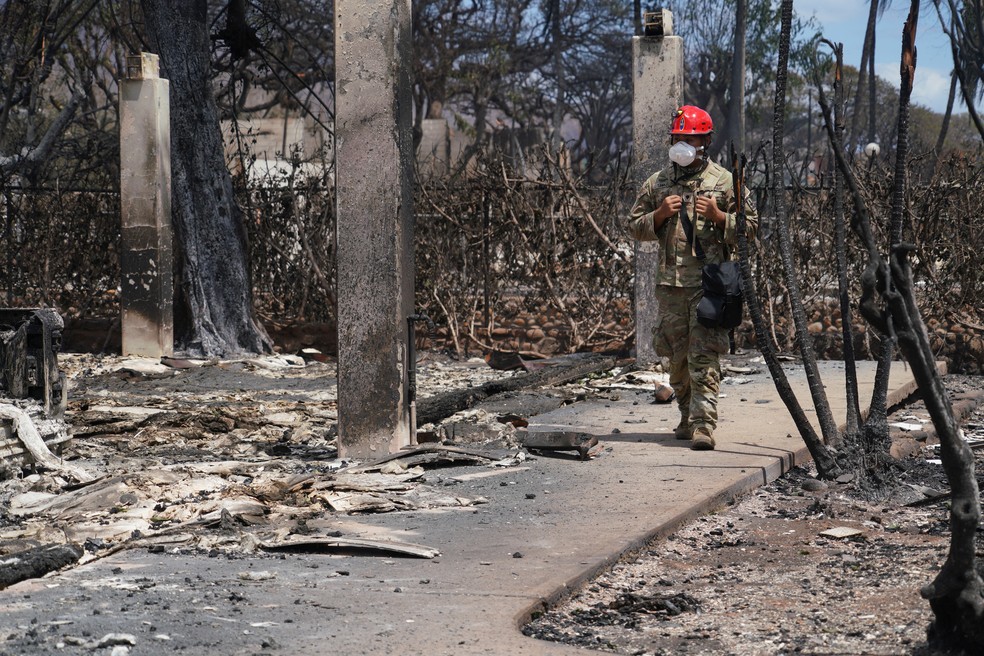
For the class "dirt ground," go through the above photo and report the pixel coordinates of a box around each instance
[524,374,984,656]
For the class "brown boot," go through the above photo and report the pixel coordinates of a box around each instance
[673,418,690,440]
[691,427,715,451]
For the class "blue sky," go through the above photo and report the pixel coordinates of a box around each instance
[794,0,958,114]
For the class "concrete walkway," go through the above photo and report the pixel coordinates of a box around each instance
[0,361,921,655]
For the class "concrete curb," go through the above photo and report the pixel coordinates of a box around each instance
[512,360,931,634]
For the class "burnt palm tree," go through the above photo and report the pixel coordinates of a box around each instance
[934,0,984,142]
[743,0,844,481]
[934,70,959,152]
[849,0,892,152]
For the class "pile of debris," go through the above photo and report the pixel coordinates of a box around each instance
[0,345,636,588]
[0,308,78,480]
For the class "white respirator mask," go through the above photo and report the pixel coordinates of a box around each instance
[669,141,699,167]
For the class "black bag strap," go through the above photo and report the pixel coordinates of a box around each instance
[678,203,706,262]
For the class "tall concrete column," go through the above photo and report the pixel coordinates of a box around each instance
[119,53,173,358]
[335,0,415,459]
[631,29,683,366]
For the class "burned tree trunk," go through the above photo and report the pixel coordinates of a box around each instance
[0,543,82,590]
[770,0,840,449]
[815,35,902,495]
[819,40,862,436]
[813,44,896,493]
[906,249,984,650]
[140,0,271,357]
[416,354,615,427]
[853,3,984,649]
[738,0,843,479]
[896,5,984,648]
[732,0,841,478]
[732,148,841,478]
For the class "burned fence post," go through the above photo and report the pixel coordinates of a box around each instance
[119,52,174,359]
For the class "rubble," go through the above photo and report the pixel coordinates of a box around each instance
[0,352,572,574]
[0,309,72,474]
[520,430,600,460]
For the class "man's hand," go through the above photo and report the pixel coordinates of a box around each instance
[653,194,683,230]
[696,194,725,227]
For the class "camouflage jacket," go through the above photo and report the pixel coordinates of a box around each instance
[628,160,758,288]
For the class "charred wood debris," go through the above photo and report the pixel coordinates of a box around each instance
[0,330,692,587]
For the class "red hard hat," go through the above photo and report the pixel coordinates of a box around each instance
[669,105,713,135]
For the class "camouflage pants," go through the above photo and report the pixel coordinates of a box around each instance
[652,286,729,432]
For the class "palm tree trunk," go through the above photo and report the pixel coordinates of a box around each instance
[771,0,841,447]
[934,70,958,152]
[857,3,984,647]
[821,40,862,434]
[848,2,879,150]
[867,22,878,144]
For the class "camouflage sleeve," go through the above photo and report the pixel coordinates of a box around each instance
[627,177,659,241]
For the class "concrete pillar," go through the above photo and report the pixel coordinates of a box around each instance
[335,0,415,459]
[119,53,173,358]
[631,29,683,366]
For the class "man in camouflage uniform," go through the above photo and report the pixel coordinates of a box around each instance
[628,105,758,450]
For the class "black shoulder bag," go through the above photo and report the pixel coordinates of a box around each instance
[679,203,743,330]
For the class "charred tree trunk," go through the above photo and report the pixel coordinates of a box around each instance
[771,0,841,448]
[909,246,984,648]
[894,7,984,646]
[857,4,984,649]
[734,6,843,478]
[550,0,564,150]
[818,40,862,436]
[817,46,899,493]
[141,0,272,357]
[732,146,841,478]
[866,18,878,145]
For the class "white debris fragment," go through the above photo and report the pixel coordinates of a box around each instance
[94,633,137,648]
[238,570,277,581]
[889,422,924,432]
[247,354,305,369]
[8,491,59,516]
[115,358,173,376]
[819,526,864,539]
[264,412,301,426]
